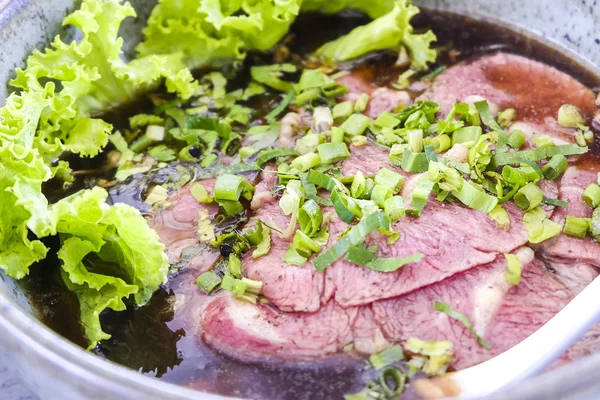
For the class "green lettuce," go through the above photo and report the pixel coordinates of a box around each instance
[137,0,302,70]
[315,0,437,69]
[0,0,182,348]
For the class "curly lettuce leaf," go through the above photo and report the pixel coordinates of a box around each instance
[56,188,169,347]
[10,0,196,160]
[137,0,302,70]
[314,0,436,69]
[301,0,394,18]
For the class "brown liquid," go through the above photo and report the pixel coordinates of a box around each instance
[24,8,600,400]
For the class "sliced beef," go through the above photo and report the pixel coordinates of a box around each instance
[540,165,600,265]
[418,52,596,129]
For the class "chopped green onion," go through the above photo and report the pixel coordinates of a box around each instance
[492,144,588,166]
[557,104,585,128]
[283,246,308,265]
[307,169,336,191]
[371,184,393,208]
[256,148,298,166]
[407,178,434,216]
[229,254,242,278]
[434,301,492,349]
[295,88,321,105]
[313,211,390,272]
[190,183,213,204]
[474,100,505,133]
[317,142,350,164]
[583,183,600,208]
[341,113,371,137]
[332,101,355,122]
[220,132,242,156]
[384,196,405,222]
[351,171,367,198]
[405,338,453,357]
[431,134,451,153]
[251,64,295,92]
[497,108,517,127]
[292,230,323,258]
[291,152,321,171]
[196,271,222,293]
[295,133,322,155]
[563,216,590,239]
[542,196,569,208]
[298,199,323,237]
[453,180,499,213]
[370,345,405,370]
[452,126,482,146]
[523,206,563,243]
[401,150,429,173]
[507,130,526,149]
[590,207,600,241]
[375,168,405,193]
[351,135,368,147]
[534,135,554,148]
[514,183,544,211]
[504,253,522,285]
[354,93,370,113]
[542,154,568,180]
[330,126,345,143]
[221,276,263,304]
[489,204,510,230]
[214,174,245,201]
[375,112,401,129]
[266,90,296,122]
[344,245,423,272]
[408,129,424,153]
[252,224,271,258]
[221,274,247,296]
[332,189,357,223]
[313,106,334,133]
[379,367,407,398]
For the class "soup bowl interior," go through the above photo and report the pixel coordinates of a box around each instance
[0,0,599,399]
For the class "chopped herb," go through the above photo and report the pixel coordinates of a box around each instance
[434,301,492,349]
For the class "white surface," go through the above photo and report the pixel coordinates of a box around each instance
[0,361,36,400]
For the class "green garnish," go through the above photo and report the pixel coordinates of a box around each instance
[434,301,492,349]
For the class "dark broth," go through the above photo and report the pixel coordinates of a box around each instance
[24,8,600,400]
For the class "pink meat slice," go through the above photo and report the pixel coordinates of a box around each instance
[418,52,596,130]
[540,164,600,265]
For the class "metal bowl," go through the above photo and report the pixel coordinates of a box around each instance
[0,1,598,399]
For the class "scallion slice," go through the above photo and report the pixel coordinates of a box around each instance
[266,90,296,122]
[214,174,245,201]
[375,168,404,193]
[507,129,526,149]
[229,254,242,278]
[492,144,588,166]
[371,184,393,208]
[344,245,423,272]
[452,126,482,146]
[583,183,600,208]
[542,154,568,180]
[340,113,371,137]
[298,199,323,237]
[504,253,522,285]
[523,206,563,243]
[514,183,544,211]
[291,152,321,171]
[332,101,355,122]
[401,149,429,173]
[374,112,401,129]
[434,301,492,349]
[317,142,350,164]
[384,196,405,222]
[256,148,298,166]
[370,345,405,370]
[563,216,590,239]
[196,271,222,293]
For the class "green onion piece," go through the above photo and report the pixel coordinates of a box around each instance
[492,144,588,166]
[523,206,563,243]
[590,207,600,241]
[354,93,370,113]
[295,88,321,105]
[563,216,590,239]
[584,129,594,144]
[542,196,569,208]
[201,153,218,168]
[221,274,247,296]
[220,132,242,156]
[504,253,522,285]
[384,196,405,222]
[295,133,321,155]
[332,189,357,223]
[352,136,368,147]
[371,184,393,208]
[301,177,333,206]
[344,245,423,272]
[431,134,451,153]
[283,246,308,265]
[217,200,244,217]
[401,150,429,173]
[295,69,330,92]
[314,211,390,272]
[375,112,401,129]
[229,254,242,278]
[514,183,544,211]
[434,301,492,349]
[583,183,600,208]
[341,113,371,137]
[379,367,407,398]
[252,224,271,258]
[244,221,265,246]
[452,126,482,146]
[534,135,554,148]
[214,174,245,201]
[196,271,222,293]
[370,345,405,370]
[351,170,367,198]
[407,178,434,216]
[190,183,213,204]
[332,101,355,122]
[557,104,585,128]
[497,108,517,127]
[330,126,345,143]
[256,148,298,166]
[453,181,499,213]
[314,107,334,133]
[408,129,424,153]
[489,204,510,230]
[318,142,350,164]
[322,82,349,98]
[291,152,322,171]
[375,168,405,193]
[542,154,568,180]
[130,134,155,153]
[424,144,438,162]
[266,90,296,122]
[507,130,526,149]
[292,230,323,258]
[474,100,505,132]
[298,199,323,237]
[221,276,263,304]
[251,64,295,92]
[307,169,336,191]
